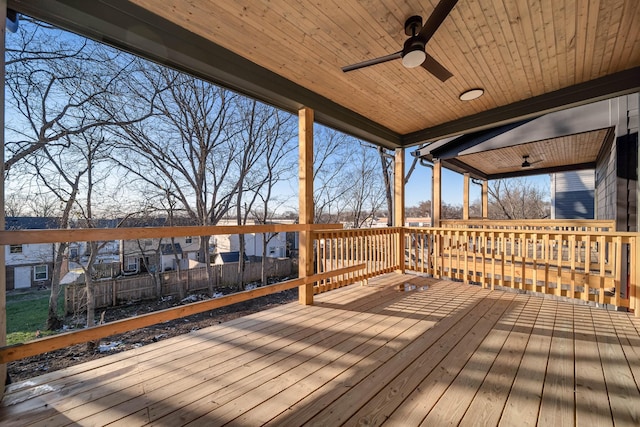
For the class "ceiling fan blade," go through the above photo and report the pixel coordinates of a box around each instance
[418,0,459,43]
[421,54,453,82]
[342,51,402,72]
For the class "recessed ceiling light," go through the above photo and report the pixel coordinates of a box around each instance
[459,88,484,101]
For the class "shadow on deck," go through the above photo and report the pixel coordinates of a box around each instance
[1,273,639,426]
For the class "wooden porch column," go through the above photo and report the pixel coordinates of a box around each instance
[0,0,7,398]
[433,160,442,227]
[298,107,314,305]
[394,149,405,273]
[463,173,470,220]
[482,179,489,219]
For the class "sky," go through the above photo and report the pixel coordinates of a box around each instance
[403,148,551,207]
[5,17,552,217]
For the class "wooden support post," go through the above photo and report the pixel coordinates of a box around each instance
[634,235,639,317]
[394,148,405,273]
[482,179,489,219]
[298,107,314,305]
[0,0,6,398]
[433,160,442,227]
[463,173,470,220]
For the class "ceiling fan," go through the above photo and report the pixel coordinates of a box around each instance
[497,155,543,170]
[341,0,458,82]
[521,155,542,168]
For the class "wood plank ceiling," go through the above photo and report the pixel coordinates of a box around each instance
[129,0,640,141]
[455,128,614,179]
[10,0,640,149]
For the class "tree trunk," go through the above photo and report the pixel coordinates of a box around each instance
[46,242,67,330]
[199,235,214,296]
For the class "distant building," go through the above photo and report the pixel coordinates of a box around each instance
[213,251,249,265]
[5,217,59,290]
[120,236,201,274]
[373,217,432,227]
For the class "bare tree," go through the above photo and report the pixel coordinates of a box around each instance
[378,147,394,226]
[441,202,463,219]
[345,144,386,228]
[231,99,296,287]
[5,192,28,217]
[113,65,245,295]
[488,178,550,219]
[312,129,388,227]
[313,126,355,223]
[378,144,427,226]
[5,20,155,329]
[406,200,432,218]
[4,19,148,174]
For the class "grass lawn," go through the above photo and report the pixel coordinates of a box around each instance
[6,288,65,345]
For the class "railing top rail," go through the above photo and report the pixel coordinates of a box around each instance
[405,226,638,239]
[441,219,615,223]
[0,223,342,245]
[439,219,616,228]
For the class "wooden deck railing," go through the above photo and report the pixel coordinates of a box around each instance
[0,223,359,363]
[1,221,637,363]
[440,219,616,232]
[404,227,638,312]
[312,227,402,293]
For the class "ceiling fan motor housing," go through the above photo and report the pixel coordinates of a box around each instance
[404,15,423,35]
[402,37,427,67]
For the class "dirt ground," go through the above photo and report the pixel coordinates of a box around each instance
[7,287,299,384]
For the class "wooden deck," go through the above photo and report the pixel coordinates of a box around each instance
[1,273,639,426]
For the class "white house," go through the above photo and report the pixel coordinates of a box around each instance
[5,217,59,290]
[227,232,288,258]
[120,235,202,274]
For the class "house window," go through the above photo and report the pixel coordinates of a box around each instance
[185,236,192,244]
[144,239,152,247]
[126,257,138,271]
[9,244,23,254]
[34,265,48,281]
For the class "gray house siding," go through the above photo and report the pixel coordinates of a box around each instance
[551,171,595,220]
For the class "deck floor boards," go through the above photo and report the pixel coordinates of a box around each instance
[1,273,639,426]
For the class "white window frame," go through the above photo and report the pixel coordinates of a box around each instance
[34,265,48,281]
[185,236,192,244]
[126,256,138,271]
[10,244,23,254]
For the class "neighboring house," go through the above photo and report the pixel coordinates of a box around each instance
[5,217,59,290]
[120,236,202,274]
[227,232,289,259]
[551,170,595,219]
[373,217,432,227]
[213,251,249,265]
[68,240,120,264]
[215,219,296,259]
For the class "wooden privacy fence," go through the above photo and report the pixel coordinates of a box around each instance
[65,258,294,313]
[313,227,401,293]
[404,227,638,310]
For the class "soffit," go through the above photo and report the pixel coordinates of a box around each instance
[451,128,613,179]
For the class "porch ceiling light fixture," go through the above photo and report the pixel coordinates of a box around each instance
[459,88,484,101]
[401,43,427,68]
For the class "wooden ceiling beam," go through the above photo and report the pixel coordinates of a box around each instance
[403,67,640,146]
